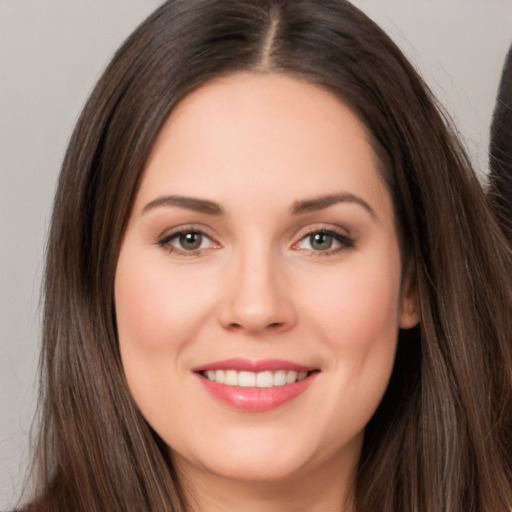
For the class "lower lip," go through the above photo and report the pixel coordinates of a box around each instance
[197,373,317,412]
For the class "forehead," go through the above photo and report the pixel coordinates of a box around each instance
[135,72,390,218]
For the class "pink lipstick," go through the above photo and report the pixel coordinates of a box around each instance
[193,358,318,412]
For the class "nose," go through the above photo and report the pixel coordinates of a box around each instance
[217,247,297,335]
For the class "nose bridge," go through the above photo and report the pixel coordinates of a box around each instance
[219,236,295,333]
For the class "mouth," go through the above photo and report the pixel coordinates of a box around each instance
[193,359,319,412]
[201,368,312,387]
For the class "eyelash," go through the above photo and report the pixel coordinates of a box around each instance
[156,226,354,257]
[293,227,354,256]
[156,225,218,256]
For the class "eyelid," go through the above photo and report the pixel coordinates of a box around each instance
[291,224,354,254]
[156,224,221,255]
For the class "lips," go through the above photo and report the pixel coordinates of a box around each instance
[193,358,319,412]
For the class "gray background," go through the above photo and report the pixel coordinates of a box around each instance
[1,1,511,508]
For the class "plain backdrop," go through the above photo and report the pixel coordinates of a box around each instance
[1,1,511,508]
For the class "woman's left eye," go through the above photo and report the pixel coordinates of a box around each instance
[158,230,216,254]
[294,230,353,253]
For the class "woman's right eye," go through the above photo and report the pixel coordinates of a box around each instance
[158,230,218,255]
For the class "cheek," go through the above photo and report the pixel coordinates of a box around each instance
[115,251,211,354]
[342,272,399,342]
[305,258,402,435]
[307,257,402,352]
[301,249,403,415]
[114,248,215,416]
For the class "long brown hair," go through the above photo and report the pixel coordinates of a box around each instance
[22,1,512,511]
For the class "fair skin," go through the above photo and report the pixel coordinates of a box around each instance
[115,73,418,512]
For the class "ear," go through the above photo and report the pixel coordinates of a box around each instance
[399,263,420,329]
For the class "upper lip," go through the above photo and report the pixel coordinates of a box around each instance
[192,358,317,373]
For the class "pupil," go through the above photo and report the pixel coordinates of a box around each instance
[311,233,332,250]
[180,232,202,250]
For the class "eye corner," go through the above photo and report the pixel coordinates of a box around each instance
[155,225,221,256]
[292,226,355,256]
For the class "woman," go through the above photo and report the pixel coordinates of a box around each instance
[20,1,512,511]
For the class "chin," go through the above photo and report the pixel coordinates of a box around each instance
[170,422,362,487]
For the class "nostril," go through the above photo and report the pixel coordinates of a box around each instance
[225,321,283,333]
[217,290,297,334]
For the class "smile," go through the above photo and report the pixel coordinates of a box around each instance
[194,358,319,412]
[202,369,310,387]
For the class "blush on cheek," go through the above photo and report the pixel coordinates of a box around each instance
[317,270,401,346]
[116,251,181,346]
[116,277,164,350]
[115,253,218,358]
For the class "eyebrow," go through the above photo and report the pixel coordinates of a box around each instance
[142,195,223,215]
[142,192,376,218]
[290,193,377,218]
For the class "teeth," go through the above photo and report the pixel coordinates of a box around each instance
[256,371,273,388]
[224,370,238,386]
[286,370,297,384]
[297,371,308,381]
[203,369,311,387]
[273,370,287,386]
[238,371,256,387]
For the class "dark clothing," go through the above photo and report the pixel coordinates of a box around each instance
[489,44,512,241]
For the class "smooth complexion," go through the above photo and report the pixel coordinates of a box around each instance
[115,73,418,512]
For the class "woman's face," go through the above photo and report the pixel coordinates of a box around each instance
[115,73,418,488]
